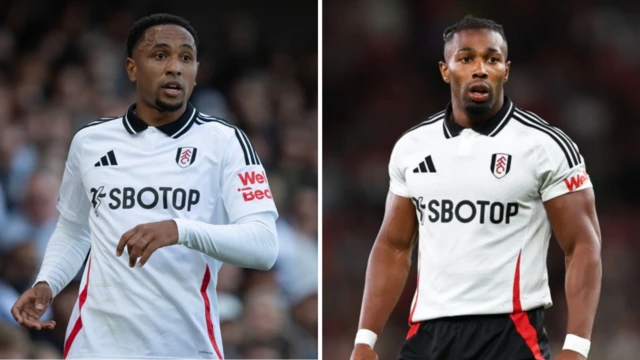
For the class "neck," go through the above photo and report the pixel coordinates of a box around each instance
[135,95,187,127]
[450,93,504,128]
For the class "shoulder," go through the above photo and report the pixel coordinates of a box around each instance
[71,116,123,148]
[510,107,583,167]
[399,110,446,141]
[76,116,123,135]
[393,110,446,154]
[195,112,261,165]
[194,112,249,140]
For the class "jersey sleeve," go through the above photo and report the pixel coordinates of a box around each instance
[220,129,278,223]
[388,139,410,198]
[537,131,592,202]
[57,133,91,224]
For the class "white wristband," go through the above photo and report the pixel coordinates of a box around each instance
[562,334,590,358]
[354,329,378,349]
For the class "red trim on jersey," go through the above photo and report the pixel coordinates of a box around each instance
[510,313,545,360]
[406,251,421,339]
[407,252,421,325]
[510,251,545,360]
[406,323,420,340]
[63,257,92,359]
[201,264,224,359]
[512,251,522,312]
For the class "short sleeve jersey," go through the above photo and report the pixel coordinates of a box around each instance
[389,97,591,323]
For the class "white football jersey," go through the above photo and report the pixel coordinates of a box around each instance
[57,102,277,359]
[389,97,592,324]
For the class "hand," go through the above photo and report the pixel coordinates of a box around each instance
[116,220,179,267]
[11,282,56,330]
[350,344,378,360]
[554,350,587,360]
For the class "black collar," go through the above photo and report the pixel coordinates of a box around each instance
[123,102,197,139]
[443,96,514,138]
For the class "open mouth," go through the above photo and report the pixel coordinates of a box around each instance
[162,81,183,96]
[469,83,489,93]
[468,83,489,101]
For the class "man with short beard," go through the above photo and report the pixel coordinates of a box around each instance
[12,13,279,359]
[350,15,601,360]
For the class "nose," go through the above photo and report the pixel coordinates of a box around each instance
[472,61,488,79]
[165,56,182,77]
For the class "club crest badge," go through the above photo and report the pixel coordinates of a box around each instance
[176,147,197,168]
[490,153,512,179]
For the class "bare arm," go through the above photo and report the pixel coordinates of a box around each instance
[544,188,601,340]
[358,191,418,334]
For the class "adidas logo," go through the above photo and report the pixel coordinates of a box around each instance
[95,150,118,167]
[413,155,436,173]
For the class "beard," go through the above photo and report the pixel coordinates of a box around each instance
[463,92,494,119]
[464,102,492,117]
[155,98,184,112]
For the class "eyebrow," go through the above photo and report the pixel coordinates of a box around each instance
[457,47,501,54]
[151,43,195,51]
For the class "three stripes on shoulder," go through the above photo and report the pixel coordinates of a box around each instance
[512,108,582,168]
[196,113,261,166]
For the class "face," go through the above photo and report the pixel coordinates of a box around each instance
[126,25,198,112]
[439,29,510,118]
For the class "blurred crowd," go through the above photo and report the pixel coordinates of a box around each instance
[323,0,640,359]
[0,0,317,359]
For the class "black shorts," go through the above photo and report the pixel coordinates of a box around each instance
[399,308,552,360]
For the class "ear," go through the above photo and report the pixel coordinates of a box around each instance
[439,60,450,84]
[504,60,511,83]
[195,62,200,86]
[126,57,136,82]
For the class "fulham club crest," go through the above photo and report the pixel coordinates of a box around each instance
[490,153,512,179]
[176,147,197,168]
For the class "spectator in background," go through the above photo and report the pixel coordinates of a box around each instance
[2,171,61,260]
[217,292,244,359]
[238,337,291,359]
[0,123,38,211]
[29,341,62,359]
[1,242,40,294]
[0,322,31,358]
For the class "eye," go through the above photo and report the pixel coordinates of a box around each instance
[154,53,166,60]
[489,57,499,63]
[182,55,192,61]
[460,56,471,63]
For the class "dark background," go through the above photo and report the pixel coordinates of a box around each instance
[0,0,318,358]
[323,0,640,359]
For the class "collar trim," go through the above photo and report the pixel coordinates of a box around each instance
[443,96,514,138]
[123,102,197,139]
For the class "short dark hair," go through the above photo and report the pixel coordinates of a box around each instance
[443,14,507,45]
[126,13,199,57]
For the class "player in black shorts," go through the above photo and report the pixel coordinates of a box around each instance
[349,15,601,360]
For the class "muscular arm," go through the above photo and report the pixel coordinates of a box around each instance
[544,188,601,340]
[357,191,418,334]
